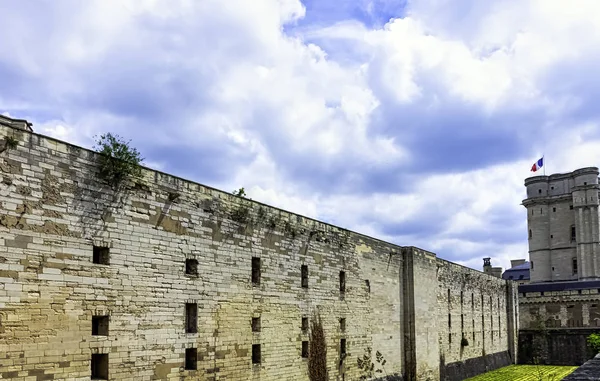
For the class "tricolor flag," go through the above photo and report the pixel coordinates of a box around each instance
[531,157,544,172]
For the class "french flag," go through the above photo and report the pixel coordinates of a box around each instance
[531,157,544,172]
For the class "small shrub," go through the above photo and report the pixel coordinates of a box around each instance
[94,133,143,186]
[4,136,18,149]
[588,333,600,353]
[232,187,248,198]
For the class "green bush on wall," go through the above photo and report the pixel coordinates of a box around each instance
[587,333,600,354]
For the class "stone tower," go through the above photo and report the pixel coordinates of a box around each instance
[523,167,600,283]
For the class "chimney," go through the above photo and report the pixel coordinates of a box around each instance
[510,259,526,268]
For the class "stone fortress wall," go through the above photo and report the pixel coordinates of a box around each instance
[0,120,517,381]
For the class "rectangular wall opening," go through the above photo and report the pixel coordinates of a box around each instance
[340,338,346,356]
[339,271,346,293]
[340,318,346,332]
[93,246,110,265]
[91,353,108,380]
[301,265,308,288]
[186,258,198,276]
[252,257,261,285]
[302,317,308,333]
[302,341,309,358]
[185,348,197,370]
[365,279,370,293]
[252,344,261,364]
[252,317,261,333]
[92,315,109,336]
[185,303,198,333]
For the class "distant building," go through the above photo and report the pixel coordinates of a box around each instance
[482,257,503,278]
[502,259,530,285]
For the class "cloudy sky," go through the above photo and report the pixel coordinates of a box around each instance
[2,0,600,271]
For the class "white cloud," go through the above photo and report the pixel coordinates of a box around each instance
[2,0,600,273]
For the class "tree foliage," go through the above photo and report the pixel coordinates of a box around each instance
[94,133,143,186]
[588,333,600,353]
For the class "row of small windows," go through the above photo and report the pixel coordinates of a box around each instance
[528,258,578,275]
[537,183,590,195]
[93,248,367,295]
[531,205,574,215]
[528,226,576,241]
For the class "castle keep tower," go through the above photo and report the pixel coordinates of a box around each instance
[523,167,600,283]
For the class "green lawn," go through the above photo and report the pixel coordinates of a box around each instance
[464,365,578,381]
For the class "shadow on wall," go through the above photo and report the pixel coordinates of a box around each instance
[440,352,512,381]
[518,329,597,366]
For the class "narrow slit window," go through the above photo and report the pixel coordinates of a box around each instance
[186,258,198,276]
[448,314,451,328]
[573,257,578,275]
[93,246,110,265]
[92,316,109,336]
[365,279,370,293]
[340,318,346,332]
[252,344,261,364]
[185,348,197,370]
[302,341,309,358]
[339,271,346,293]
[571,225,576,241]
[185,303,198,333]
[340,339,346,356]
[252,317,261,333]
[91,354,108,380]
[252,257,261,285]
[301,265,308,288]
[302,317,308,333]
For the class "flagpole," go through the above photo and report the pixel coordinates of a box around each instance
[543,154,545,175]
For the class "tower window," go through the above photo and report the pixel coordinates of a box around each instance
[93,246,110,265]
[91,354,108,380]
[570,205,574,210]
[553,207,556,212]
[301,317,308,332]
[538,189,542,194]
[340,339,346,356]
[185,303,197,333]
[185,348,197,370]
[252,344,261,364]
[531,261,534,270]
[573,258,578,275]
[252,257,261,285]
[529,229,532,239]
[365,279,370,293]
[92,316,109,336]
[301,265,308,288]
[339,271,346,293]
[302,341,309,358]
[571,225,576,241]
[340,318,346,332]
[186,258,198,276]
[252,317,261,333]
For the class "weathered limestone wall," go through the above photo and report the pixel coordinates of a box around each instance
[0,125,403,381]
[0,124,517,380]
[437,259,519,381]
